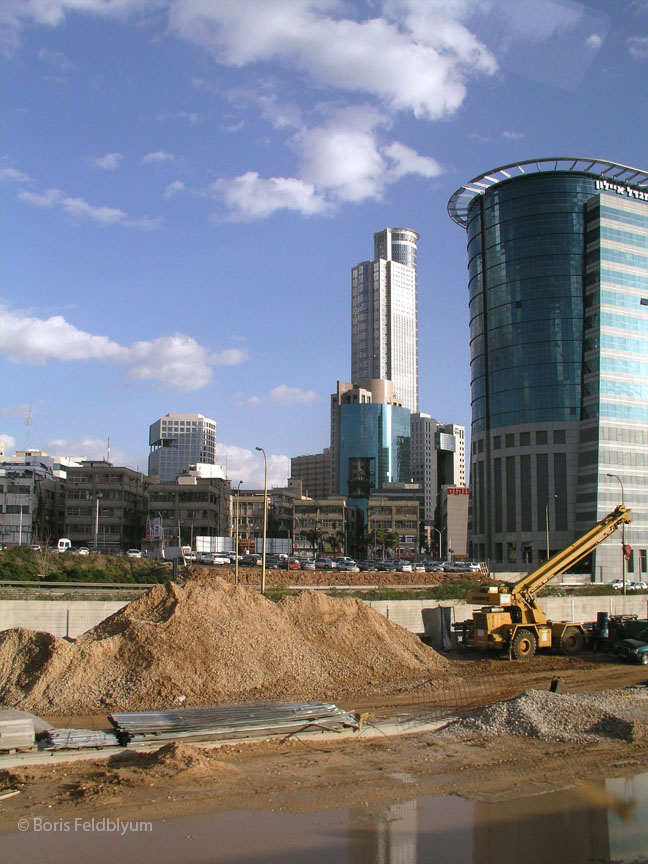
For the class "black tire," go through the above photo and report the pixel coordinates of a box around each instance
[559,626,585,656]
[511,629,537,660]
[640,653,648,666]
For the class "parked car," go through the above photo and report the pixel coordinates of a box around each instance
[285,557,301,570]
[200,553,216,564]
[338,562,360,572]
[211,553,231,565]
[628,581,648,591]
[616,627,648,664]
[78,547,90,556]
[335,556,356,567]
[315,557,336,570]
[395,561,413,572]
[126,549,142,558]
[300,559,316,571]
[424,561,444,572]
[610,580,624,590]
[241,554,262,566]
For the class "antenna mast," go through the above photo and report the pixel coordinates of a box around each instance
[25,406,33,451]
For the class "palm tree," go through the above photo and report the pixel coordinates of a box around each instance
[304,528,326,558]
[325,529,345,555]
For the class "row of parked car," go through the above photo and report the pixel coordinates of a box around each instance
[194,553,482,573]
[610,579,648,591]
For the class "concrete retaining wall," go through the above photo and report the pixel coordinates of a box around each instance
[1,595,647,639]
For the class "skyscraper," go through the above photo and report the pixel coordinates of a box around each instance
[351,228,419,412]
[148,412,217,483]
[448,157,648,580]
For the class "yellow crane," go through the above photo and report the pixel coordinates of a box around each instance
[463,505,632,659]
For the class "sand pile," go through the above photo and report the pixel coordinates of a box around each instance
[439,688,648,743]
[0,574,446,714]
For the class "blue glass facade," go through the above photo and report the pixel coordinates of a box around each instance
[450,159,648,578]
[467,172,598,434]
[338,403,411,499]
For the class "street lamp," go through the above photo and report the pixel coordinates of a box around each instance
[545,494,557,563]
[94,493,102,550]
[434,526,447,560]
[255,447,268,594]
[607,473,626,594]
[235,480,242,585]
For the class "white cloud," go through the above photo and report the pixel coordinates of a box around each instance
[212,171,326,220]
[1,306,247,392]
[502,130,525,140]
[243,384,319,407]
[585,33,603,50]
[88,152,122,170]
[164,180,185,198]
[141,150,175,165]
[0,433,17,453]
[214,443,290,489]
[383,141,442,181]
[38,46,72,71]
[46,436,140,469]
[17,185,156,228]
[0,166,32,183]
[628,35,648,59]
[168,0,496,120]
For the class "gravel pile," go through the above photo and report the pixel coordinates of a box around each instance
[0,573,447,714]
[439,687,648,743]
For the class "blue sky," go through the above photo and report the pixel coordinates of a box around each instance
[1,0,647,488]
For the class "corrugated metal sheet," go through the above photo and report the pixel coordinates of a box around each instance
[109,701,359,743]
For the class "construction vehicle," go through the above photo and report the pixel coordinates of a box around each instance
[458,505,632,660]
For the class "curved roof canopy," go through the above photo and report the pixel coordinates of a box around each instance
[448,157,648,227]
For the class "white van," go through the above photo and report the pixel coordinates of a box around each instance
[57,538,72,553]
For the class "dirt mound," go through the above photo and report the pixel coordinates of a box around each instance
[107,742,233,777]
[0,575,445,714]
[439,687,648,743]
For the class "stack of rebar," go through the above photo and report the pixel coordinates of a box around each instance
[109,701,358,744]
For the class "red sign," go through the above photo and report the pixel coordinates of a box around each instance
[448,487,469,495]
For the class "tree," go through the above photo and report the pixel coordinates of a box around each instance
[304,528,326,558]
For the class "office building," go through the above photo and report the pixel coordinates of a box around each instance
[330,379,410,500]
[351,228,419,411]
[290,449,332,499]
[448,157,648,579]
[410,414,466,526]
[0,450,60,546]
[64,460,148,552]
[148,413,217,484]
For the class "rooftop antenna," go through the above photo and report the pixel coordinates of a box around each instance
[25,405,32,451]
[106,436,110,463]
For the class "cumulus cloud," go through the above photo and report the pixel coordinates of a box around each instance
[1,306,247,392]
[214,443,290,489]
[0,433,17,453]
[17,185,157,228]
[164,180,186,198]
[141,150,175,165]
[88,152,122,170]
[46,436,140,468]
[168,0,496,120]
[0,166,32,183]
[243,384,319,407]
[212,106,443,218]
[212,171,326,220]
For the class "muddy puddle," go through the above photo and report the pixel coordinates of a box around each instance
[3,771,647,864]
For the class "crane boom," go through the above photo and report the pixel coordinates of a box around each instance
[512,504,632,602]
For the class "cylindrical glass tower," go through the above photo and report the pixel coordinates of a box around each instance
[449,158,648,579]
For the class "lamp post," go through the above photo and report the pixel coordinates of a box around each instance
[545,494,557,563]
[235,480,242,585]
[94,494,102,550]
[607,473,626,594]
[255,447,268,594]
[434,526,447,560]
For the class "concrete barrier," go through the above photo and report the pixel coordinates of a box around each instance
[1,595,647,639]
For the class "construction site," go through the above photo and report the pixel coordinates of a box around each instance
[1,508,647,863]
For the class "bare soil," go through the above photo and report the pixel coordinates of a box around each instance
[1,655,647,830]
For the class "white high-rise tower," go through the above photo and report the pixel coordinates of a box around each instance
[351,227,419,412]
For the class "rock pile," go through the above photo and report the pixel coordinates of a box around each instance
[439,687,648,743]
[0,574,446,714]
